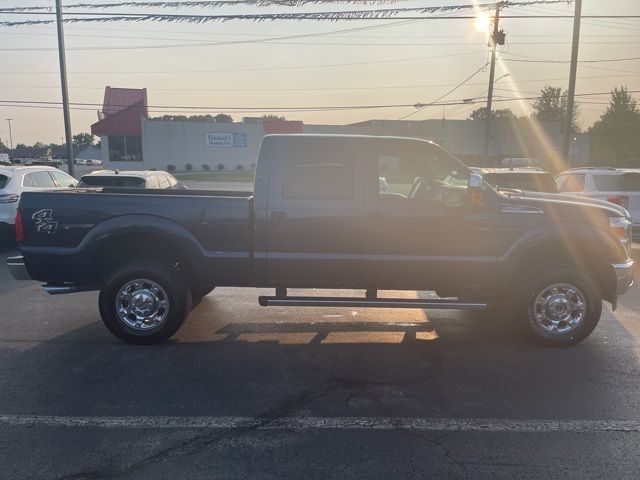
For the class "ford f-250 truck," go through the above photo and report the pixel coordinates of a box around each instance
[7,135,635,346]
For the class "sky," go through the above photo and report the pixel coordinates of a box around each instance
[0,0,639,146]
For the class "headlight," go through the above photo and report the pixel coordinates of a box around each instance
[610,217,632,253]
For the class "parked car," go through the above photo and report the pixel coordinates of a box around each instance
[77,170,183,189]
[17,157,63,168]
[74,159,87,166]
[555,167,640,242]
[85,159,103,166]
[7,135,634,347]
[477,167,558,193]
[0,165,77,239]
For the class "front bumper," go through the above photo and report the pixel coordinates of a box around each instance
[613,260,634,297]
[6,255,31,281]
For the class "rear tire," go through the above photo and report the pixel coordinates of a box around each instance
[517,266,601,347]
[99,260,192,345]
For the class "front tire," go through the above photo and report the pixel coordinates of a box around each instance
[517,267,602,347]
[99,260,192,344]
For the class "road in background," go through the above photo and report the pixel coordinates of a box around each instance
[1,241,639,479]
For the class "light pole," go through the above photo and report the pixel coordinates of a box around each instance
[5,119,13,158]
[55,0,75,176]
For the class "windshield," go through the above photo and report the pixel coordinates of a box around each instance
[78,176,145,188]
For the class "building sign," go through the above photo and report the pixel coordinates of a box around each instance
[205,132,247,148]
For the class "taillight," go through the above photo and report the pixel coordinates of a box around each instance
[607,195,630,210]
[15,208,24,243]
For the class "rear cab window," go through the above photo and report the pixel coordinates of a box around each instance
[78,176,145,188]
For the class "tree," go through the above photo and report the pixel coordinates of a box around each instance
[214,114,233,123]
[468,107,515,121]
[0,139,7,151]
[72,133,95,149]
[262,114,286,121]
[32,141,47,148]
[589,86,640,166]
[16,143,27,149]
[532,85,580,132]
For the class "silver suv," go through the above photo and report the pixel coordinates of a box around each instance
[555,167,640,242]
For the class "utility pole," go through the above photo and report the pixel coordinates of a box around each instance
[562,0,582,169]
[56,0,75,176]
[483,6,501,166]
[5,119,13,155]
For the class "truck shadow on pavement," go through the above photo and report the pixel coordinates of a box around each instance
[1,288,637,423]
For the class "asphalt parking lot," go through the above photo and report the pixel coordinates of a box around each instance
[1,242,640,479]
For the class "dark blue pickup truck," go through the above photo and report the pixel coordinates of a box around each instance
[7,135,635,346]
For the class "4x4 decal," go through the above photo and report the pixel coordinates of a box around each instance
[32,209,58,235]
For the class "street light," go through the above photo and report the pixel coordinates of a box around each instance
[5,119,13,158]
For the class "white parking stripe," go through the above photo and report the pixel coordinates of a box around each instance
[1,415,640,433]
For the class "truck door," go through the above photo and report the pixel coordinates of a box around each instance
[265,137,365,288]
[363,138,499,294]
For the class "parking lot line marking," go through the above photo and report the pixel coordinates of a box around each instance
[1,415,640,433]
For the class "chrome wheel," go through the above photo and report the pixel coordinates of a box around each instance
[116,279,169,331]
[533,283,586,334]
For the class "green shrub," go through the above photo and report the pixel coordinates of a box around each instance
[185,163,193,171]
[167,164,176,172]
[217,163,226,171]
[203,164,210,171]
[236,164,244,170]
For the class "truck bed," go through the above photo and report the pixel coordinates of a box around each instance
[18,188,254,286]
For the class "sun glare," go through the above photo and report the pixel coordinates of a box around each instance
[474,14,491,33]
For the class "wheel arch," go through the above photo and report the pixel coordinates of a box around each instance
[499,224,623,304]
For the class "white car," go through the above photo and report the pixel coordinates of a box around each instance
[0,166,78,239]
[77,169,183,189]
[555,167,640,242]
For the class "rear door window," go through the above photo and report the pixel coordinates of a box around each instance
[0,174,10,189]
[158,175,171,189]
[559,174,585,192]
[50,171,77,188]
[147,176,160,189]
[282,157,354,200]
[25,171,57,188]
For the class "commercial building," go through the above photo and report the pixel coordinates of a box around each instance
[91,87,590,172]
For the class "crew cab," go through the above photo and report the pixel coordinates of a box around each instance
[7,135,635,347]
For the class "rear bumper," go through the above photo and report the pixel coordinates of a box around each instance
[613,260,634,296]
[6,255,31,281]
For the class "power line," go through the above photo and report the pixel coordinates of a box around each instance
[0,0,572,12]
[3,72,638,92]
[398,62,490,120]
[2,10,640,28]
[3,90,634,113]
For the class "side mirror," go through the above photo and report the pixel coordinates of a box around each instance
[468,173,484,206]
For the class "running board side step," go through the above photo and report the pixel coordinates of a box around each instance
[258,296,488,310]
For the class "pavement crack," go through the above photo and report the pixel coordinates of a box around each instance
[64,377,352,479]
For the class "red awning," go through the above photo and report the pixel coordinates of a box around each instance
[263,120,304,134]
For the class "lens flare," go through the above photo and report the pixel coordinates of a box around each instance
[474,14,491,33]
